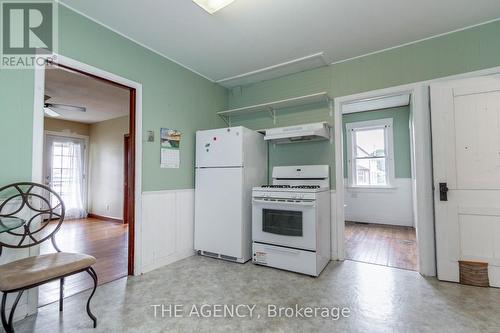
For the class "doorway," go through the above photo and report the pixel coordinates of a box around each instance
[341,96,418,270]
[333,84,435,276]
[38,62,136,306]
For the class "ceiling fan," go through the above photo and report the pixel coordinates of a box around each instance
[44,95,87,117]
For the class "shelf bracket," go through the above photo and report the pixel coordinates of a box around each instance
[219,114,231,127]
[268,107,276,125]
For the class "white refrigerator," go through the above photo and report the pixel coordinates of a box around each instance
[194,126,267,263]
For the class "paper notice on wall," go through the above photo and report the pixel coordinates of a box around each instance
[160,128,181,168]
[161,148,180,168]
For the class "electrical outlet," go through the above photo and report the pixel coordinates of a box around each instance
[106,204,110,211]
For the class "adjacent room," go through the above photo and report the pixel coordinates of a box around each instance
[1,1,500,333]
[342,95,418,271]
[39,66,131,306]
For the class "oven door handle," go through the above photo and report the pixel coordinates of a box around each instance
[252,198,316,207]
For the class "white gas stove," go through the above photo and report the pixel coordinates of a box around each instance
[251,165,331,276]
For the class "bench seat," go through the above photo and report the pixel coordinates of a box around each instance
[0,252,96,292]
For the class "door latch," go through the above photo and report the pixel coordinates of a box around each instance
[439,183,449,201]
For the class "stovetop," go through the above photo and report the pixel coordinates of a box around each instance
[254,184,329,194]
[260,185,321,189]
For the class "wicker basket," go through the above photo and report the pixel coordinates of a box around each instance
[459,261,489,287]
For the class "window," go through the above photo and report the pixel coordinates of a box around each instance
[346,118,394,188]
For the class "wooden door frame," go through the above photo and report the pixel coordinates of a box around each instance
[32,56,144,315]
[127,91,136,275]
[123,134,130,225]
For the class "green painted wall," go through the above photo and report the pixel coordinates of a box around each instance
[2,10,500,191]
[342,106,411,179]
[0,70,35,184]
[228,20,500,188]
[0,4,227,190]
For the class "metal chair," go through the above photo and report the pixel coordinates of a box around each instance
[0,182,98,333]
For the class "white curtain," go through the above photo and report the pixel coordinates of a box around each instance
[63,141,86,219]
[46,135,87,219]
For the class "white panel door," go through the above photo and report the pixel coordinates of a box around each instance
[195,127,243,168]
[194,167,244,258]
[431,76,500,287]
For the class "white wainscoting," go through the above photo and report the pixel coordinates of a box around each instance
[344,178,414,227]
[141,189,195,273]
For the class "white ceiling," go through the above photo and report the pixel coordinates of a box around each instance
[60,0,500,86]
[45,67,130,123]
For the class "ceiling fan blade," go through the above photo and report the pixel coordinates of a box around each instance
[43,107,61,118]
[44,103,86,113]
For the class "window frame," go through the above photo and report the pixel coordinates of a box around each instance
[346,118,395,189]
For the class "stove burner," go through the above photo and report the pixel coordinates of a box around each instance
[261,185,291,188]
[260,185,321,189]
[292,185,321,189]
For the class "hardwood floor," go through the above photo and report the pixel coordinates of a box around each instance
[345,221,418,271]
[39,217,128,306]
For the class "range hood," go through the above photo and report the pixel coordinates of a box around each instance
[264,122,331,144]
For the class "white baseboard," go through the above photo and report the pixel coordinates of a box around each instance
[345,216,413,226]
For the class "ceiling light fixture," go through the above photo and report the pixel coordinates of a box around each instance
[193,0,235,14]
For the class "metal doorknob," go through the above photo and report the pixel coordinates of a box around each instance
[439,183,449,201]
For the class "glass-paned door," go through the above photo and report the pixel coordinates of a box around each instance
[44,135,87,219]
